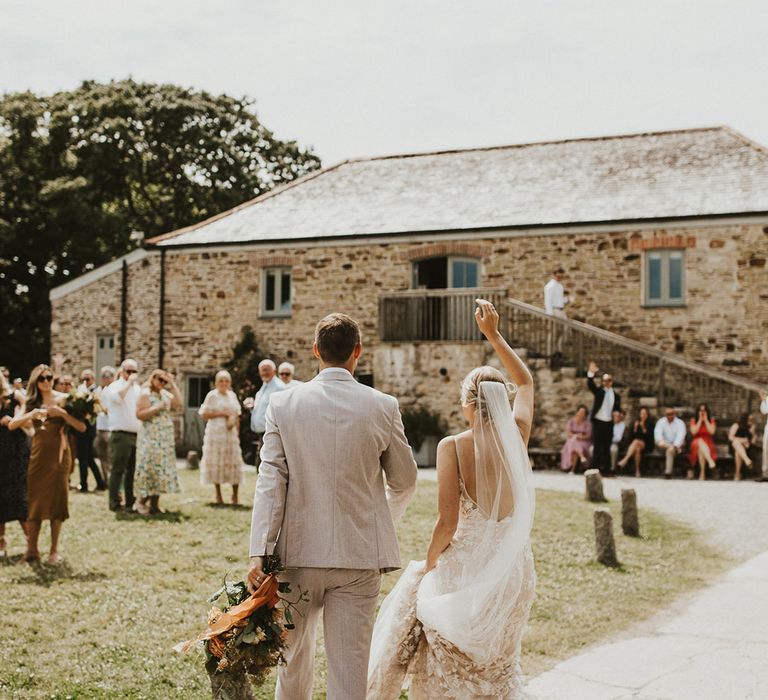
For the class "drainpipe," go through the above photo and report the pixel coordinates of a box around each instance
[159,248,166,367]
[120,260,128,362]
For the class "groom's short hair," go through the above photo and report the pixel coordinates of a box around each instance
[315,313,361,363]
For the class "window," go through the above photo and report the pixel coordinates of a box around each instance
[262,267,291,317]
[186,375,212,409]
[644,250,685,306]
[412,257,480,289]
[449,258,479,288]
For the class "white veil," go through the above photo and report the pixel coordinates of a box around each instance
[416,380,536,664]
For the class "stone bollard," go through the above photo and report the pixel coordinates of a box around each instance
[585,469,606,502]
[621,488,640,537]
[186,450,200,470]
[593,508,619,567]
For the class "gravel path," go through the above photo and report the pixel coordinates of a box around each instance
[418,469,768,558]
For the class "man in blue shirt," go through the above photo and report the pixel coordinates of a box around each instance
[250,359,287,459]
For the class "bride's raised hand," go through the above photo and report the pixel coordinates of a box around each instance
[474,298,500,339]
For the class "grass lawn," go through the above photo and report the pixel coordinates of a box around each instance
[0,469,731,698]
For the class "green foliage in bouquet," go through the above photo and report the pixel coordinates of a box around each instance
[178,556,308,699]
[64,390,102,424]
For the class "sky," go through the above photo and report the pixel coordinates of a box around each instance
[2,1,767,165]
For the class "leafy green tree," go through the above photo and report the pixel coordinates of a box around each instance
[0,80,321,374]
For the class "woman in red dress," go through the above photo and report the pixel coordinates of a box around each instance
[689,403,716,480]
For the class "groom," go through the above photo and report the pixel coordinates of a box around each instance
[248,313,418,700]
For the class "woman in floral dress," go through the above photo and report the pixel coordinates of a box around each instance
[135,370,181,515]
[199,370,244,505]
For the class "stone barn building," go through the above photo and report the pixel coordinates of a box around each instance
[50,127,768,454]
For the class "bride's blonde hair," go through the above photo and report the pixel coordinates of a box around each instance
[460,366,516,419]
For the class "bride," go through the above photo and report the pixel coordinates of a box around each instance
[368,299,536,700]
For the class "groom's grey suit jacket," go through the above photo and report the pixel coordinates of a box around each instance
[249,367,417,572]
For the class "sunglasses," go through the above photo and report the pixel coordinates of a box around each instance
[155,376,168,385]
[124,369,138,375]
[38,374,54,382]
[279,372,291,377]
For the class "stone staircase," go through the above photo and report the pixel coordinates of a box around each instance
[502,298,764,456]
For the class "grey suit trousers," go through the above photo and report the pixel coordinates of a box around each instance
[276,567,381,700]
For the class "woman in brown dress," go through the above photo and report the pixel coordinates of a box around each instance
[10,364,86,564]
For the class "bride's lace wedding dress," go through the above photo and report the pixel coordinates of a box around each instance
[368,382,536,700]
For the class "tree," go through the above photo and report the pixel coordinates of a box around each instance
[0,80,321,375]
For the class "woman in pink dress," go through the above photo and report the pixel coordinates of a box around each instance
[560,404,592,472]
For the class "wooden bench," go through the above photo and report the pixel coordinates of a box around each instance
[528,447,561,471]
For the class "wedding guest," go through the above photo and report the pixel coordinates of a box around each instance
[759,391,768,483]
[102,359,141,512]
[53,374,74,392]
[0,372,29,558]
[587,361,622,476]
[544,267,568,318]
[93,366,115,483]
[729,413,756,481]
[53,374,77,485]
[618,407,655,477]
[73,369,105,493]
[610,410,626,472]
[199,370,244,505]
[560,405,592,472]
[689,403,717,481]
[277,362,303,388]
[9,364,86,564]
[654,407,687,479]
[134,370,181,515]
[249,359,286,455]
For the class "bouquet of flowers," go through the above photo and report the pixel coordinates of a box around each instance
[175,557,307,698]
[64,390,102,424]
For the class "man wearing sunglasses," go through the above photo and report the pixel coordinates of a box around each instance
[101,359,142,511]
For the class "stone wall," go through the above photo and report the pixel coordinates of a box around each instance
[50,220,768,448]
[373,341,596,448]
[50,254,161,373]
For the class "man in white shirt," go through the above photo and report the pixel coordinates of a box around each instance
[587,361,622,475]
[544,267,568,318]
[759,391,768,482]
[610,410,626,472]
[654,407,687,479]
[102,359,142,511]
[277,362,303,388]
[544,267,569,361]
[250,359,287,457]
[93,366,115,484]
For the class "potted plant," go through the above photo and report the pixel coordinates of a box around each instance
[402,406,446,468]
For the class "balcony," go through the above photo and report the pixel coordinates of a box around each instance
[379,287,507,342]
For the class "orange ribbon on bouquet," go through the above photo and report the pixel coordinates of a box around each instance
[174,575,280,655]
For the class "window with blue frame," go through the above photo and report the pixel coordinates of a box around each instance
[644,250,685,306]
[450,258,479,288]
[413,256,480,289]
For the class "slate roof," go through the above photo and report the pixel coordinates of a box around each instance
[149,127,768,248]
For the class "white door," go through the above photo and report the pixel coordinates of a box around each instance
[95,334,116,370]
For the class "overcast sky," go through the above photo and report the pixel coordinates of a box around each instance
[3,1,767,165]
